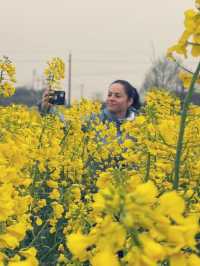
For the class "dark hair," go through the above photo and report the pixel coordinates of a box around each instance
[111,80,141,110]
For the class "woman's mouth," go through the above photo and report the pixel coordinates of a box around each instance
[108,102,117,106]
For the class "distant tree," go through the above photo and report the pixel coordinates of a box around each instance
[92,91,103,102]
[140,56,200,106]
[141,57,183,95]
[0,87,44,107]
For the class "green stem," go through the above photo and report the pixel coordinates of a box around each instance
[59,123,71,154]
[0,70,3,83]
[173,61,200,190]
[187,41,200,47]
[27,220,49,247]
[40,238,62,262]
[144,152,151,182]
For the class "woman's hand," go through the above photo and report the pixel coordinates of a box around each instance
[41,88,54,110]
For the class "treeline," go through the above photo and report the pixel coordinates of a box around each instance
[0,87,44,107]
[1,86,200,107]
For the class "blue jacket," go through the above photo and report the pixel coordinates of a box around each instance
[97,107,137,136]
[38,103,138,136]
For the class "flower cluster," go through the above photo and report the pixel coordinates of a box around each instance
[1,90,199,265]
[0,56,16,97]
[167,1,200,89]
[0,105,39,265]
[167,1,200,59]
[44,57,65,89]
[0,1,199,265]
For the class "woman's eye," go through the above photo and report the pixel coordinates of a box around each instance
[107,93,121,98]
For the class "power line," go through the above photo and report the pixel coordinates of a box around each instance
[11,59,151,64]
[6,58,197,65]
[0,48,151,54]
[68,52,72,106]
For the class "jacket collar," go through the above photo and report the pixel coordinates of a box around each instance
[102,107,136,122]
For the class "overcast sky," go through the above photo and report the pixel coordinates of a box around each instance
[0,0,193,99]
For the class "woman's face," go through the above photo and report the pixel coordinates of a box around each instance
[106,83,133,117]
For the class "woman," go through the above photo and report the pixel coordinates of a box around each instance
[39,80,141,135]
[97,80,140,136]
[39,80,140,180]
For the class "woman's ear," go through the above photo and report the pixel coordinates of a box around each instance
[128,98,133,108]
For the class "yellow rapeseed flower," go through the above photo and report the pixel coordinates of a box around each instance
[90,249,120,266]
[158,191,185,221]
[178,70,193,89]
[67,232,95,261]
[35,217,42,226]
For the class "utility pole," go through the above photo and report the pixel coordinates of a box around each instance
[80,83,84,99]
[68,52,72,106]
[32,69,37,90]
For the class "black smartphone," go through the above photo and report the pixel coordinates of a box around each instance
[48,91,65,105]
